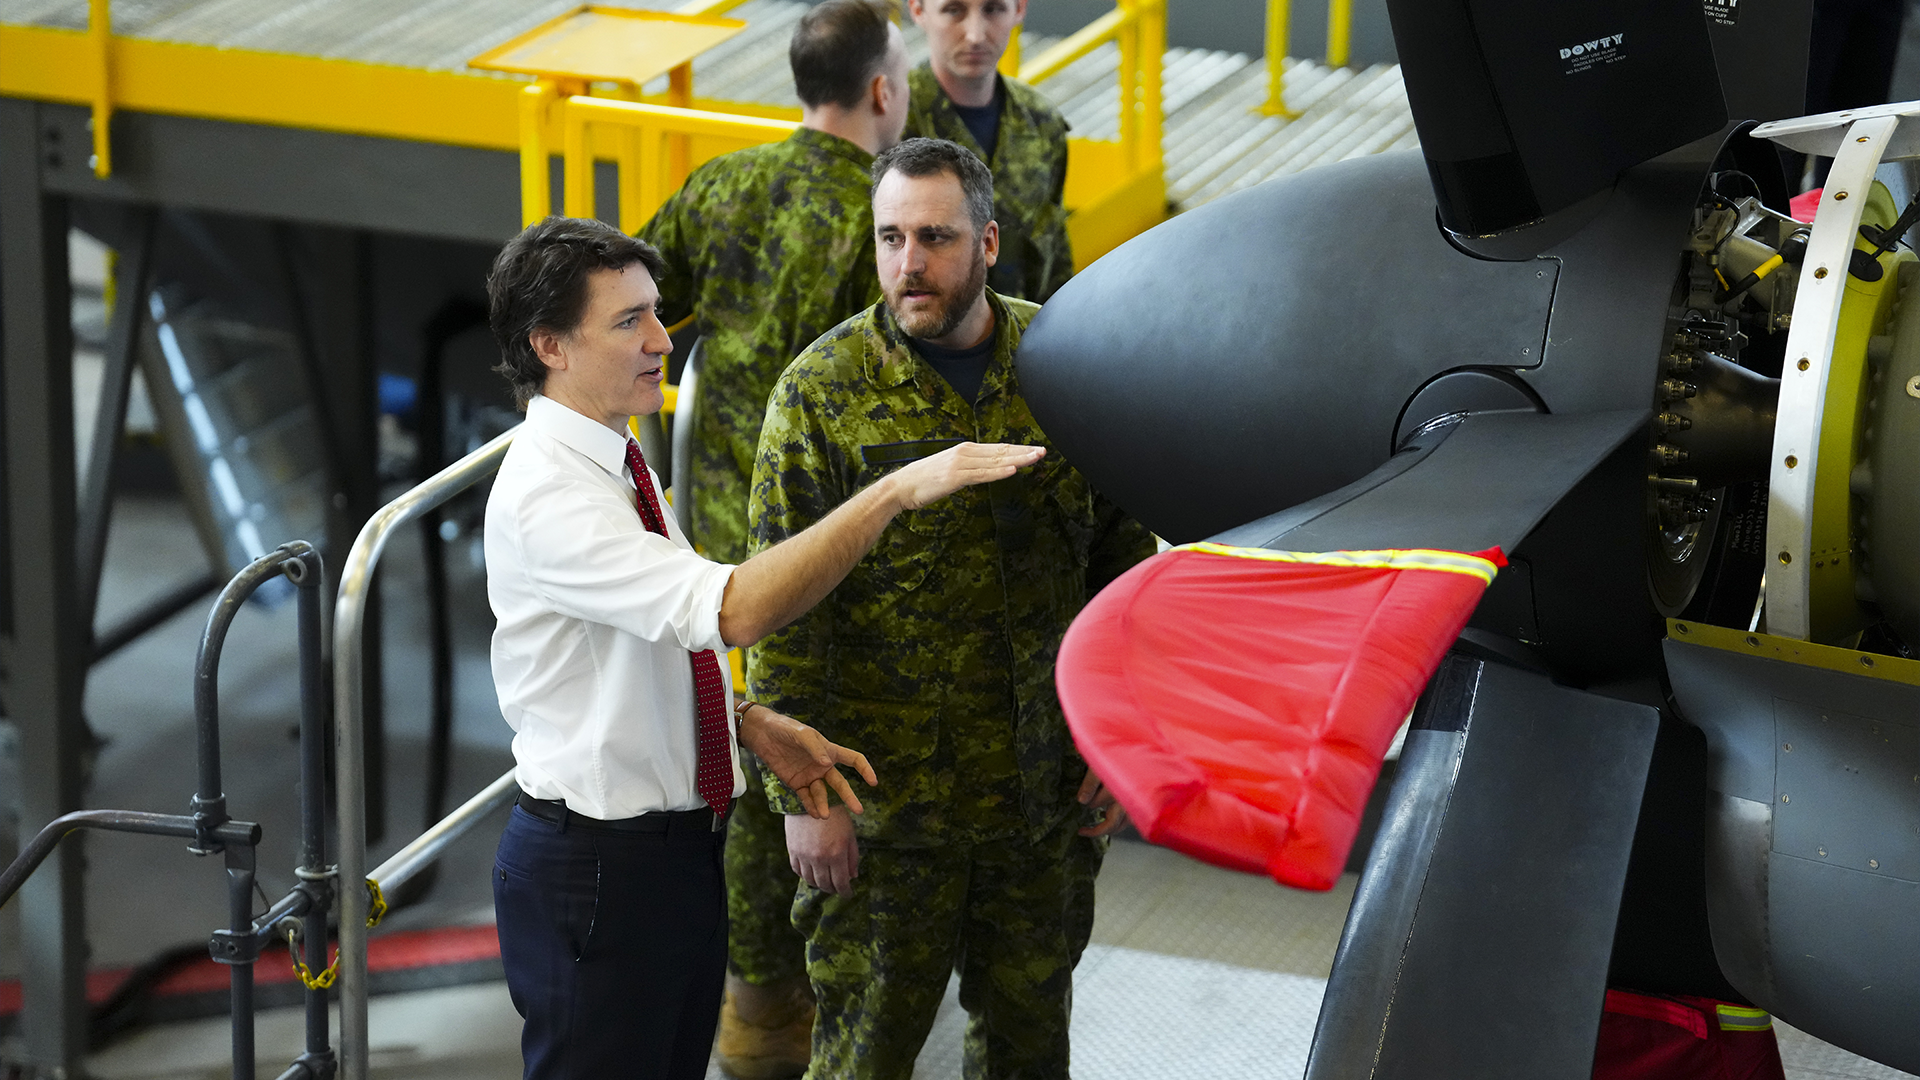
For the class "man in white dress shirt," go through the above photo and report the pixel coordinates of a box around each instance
[482,216,1044,1080]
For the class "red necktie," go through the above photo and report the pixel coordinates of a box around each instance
[625,439,734,816]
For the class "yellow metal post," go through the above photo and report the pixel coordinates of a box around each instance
[1260,0,1300,118]
[519,81,559,225]
[563,103,594,217]
[618,125,647,235]
[1116,0,1139,169]
[1138,0,1163,170]
[639,122,665,225]
[88,0,112,176]
[1326,0,1351,69]
[1000,25,1022,76]
[667,62,693,187]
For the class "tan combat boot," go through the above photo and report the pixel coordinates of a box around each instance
[716,972,814,1080]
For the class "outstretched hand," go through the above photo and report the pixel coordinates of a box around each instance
[891,442,1046,511]
[738,706,878,818]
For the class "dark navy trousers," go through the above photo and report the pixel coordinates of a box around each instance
[494,804,727,1080]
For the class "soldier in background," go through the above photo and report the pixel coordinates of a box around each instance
[749,138,1153,1078]
[636,2,911,1075]
[905,0,1073,301]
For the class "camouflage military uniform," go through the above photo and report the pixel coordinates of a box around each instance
[642,127,883,991]
[748,291,1154,1078]
[643,126,882,565]
[907,65,1073,302]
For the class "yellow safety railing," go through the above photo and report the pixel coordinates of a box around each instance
[1262,0,1354,118]
[1019,0,1163,177]
[518,0,1167,265]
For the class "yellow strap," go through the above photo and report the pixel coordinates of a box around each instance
[1715,1003,1773,1031]
[1177,543,1502,586]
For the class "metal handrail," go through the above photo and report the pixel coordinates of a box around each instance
[368,771,520,898]
[1262,0,1357,118]
[560,96,801,232]
[334,425,518,1080]
[520,0,1169,229]
[1020,0,1163,172]
[1020,6,1134,85]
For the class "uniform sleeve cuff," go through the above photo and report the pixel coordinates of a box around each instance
[762,773,807,816]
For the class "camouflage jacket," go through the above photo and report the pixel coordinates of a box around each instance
[641,128,883,564]
[906,65,1073,303]
[747,291,1154,845]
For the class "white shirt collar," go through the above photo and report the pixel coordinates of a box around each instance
[526,394,633,480]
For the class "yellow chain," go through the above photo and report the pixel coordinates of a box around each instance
[365,878,388,928]
[284,878,387,991]
[291,945,339,991]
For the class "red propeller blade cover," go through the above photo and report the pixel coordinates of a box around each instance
[1058,543,1503,890]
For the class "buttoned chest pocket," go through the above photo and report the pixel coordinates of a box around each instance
[861,439,967,591]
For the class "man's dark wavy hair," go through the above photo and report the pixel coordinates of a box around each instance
[487,216,664,409]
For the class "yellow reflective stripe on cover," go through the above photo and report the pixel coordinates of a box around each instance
[1716,1004,1773,1031]
[1178,543,1501,586]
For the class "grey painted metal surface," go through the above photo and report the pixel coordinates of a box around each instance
[1307,657,1660,1080]
[1020,151,1557,543]
[1664,638,1920,1074]
[0,95,89,1079]
[35,105,524,245]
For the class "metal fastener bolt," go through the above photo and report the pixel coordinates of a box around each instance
[1858,136,1870,142]
[1746,635,1761,647]
[1862,655,1875,667]
[1815,267,1830,279]
[1785,455,1798,469]
[1869,859,1880,869]
[1675,623,1691,635]
[1799,358,1812,371]
[1818,847,1827,856]
[1779,551,1793,565]
[1906,375,1920,399]
[1781,793,1790,803]
[1835,191,1850,201]
[1783,743,1792,752]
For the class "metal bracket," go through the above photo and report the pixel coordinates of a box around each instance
[208,927,262,965]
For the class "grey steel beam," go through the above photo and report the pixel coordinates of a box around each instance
[76,207,157,634]
[28,103,522,245]
[0,96,89,1079]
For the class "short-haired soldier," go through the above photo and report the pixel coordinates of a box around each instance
[748,139,1154,1078]
[905,0,1073,301]
[634,4,914,1072]
[483,216,1045,1080]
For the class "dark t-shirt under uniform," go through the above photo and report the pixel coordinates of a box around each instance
[910,333,995,403]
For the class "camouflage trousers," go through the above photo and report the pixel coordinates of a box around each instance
[795,811,1105,1080]
[725,757,809,985]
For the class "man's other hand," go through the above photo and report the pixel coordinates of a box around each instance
[1077,767,1128,838]
[891,442,1045,510]
[787,806,860,895]
[739,706,877,818]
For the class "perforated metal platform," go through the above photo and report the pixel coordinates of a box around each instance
[1,0,1417,215]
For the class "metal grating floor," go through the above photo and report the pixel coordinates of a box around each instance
[2,0,1417,214]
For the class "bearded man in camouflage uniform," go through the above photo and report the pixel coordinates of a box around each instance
[637,3,912,1075]
[747,138,1153,1079]
[905,0,1072,301]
